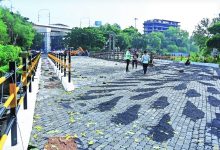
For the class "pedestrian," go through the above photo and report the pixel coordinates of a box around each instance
[124,48,132,72]
[141,50,150,75]
[132,50,139,69]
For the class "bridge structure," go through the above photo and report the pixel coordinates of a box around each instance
[2,53,220,150]
[33,24,71,53]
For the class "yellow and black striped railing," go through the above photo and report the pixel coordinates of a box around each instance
[0,52,41,150]
[48,52,71,83]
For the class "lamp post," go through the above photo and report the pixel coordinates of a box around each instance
[80,17,90,28]
[134,18,138,28]
[38,9,50,25]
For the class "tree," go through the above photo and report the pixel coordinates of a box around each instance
[0,8,9,44]
[65,27,105,51]
[206,22,220,50]
[0,7,35,50]
[31,32,44,50]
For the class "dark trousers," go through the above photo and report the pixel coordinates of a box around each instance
[143,63,148,74]
[126,59,130,72]
[132,60,138,69]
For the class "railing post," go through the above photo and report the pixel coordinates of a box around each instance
[9,61,17,146]
[58,53,61,70]
[22,56,27,110]
[28,54,32,92]
[56,54,59,68]
[68,51,71,83]
[61,54,63,73]
[64,53,67,77]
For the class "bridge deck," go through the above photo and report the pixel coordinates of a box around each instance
[29,56,220,150]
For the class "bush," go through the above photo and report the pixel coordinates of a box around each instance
[0,45,21,73]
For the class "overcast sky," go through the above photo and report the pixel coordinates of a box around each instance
[1,0,220,34]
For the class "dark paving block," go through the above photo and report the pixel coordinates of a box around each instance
[130,91,158,100]
[151,96,169,109]
[147,114,174,142]
[133,87,160,92]
[182,101,205,121]
[94,96,123,112]
[111,105,141,125]
[186,89,201,97]
[199,81,215,86]
[207,87,220,94]
[208,96,220,107]
[174,83,187,90]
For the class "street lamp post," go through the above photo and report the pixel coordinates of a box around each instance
[38,9,50,25]
[134,18,138,28]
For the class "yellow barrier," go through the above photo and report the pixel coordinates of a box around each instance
[0,53,41,149]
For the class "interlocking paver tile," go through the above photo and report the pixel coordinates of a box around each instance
[29,57,220,149]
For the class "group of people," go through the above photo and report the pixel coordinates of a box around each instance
[124,48,150,75]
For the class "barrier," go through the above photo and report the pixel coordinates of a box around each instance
[0,52,41,150]
[48,52,71,83]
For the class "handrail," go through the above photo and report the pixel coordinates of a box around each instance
[0,52,41,149]
[48,52,71,83]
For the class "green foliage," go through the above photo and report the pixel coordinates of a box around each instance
[207,22,220,49]
[65,27,105,51]
[0,44,21,73]
[0,7,35,50]
[31,32,44,50]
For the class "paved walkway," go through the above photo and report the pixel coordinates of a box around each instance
[29,56,220,150]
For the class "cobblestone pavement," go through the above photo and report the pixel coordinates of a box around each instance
[29,56,220,150]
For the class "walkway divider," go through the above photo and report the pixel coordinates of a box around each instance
[48,52,74,91]
[0,52,41,150]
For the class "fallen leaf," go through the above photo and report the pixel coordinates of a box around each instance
[88,140,94,145]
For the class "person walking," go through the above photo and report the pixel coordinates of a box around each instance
[132,50,139,69]
[124,48,132,72]
[141,50,150,75]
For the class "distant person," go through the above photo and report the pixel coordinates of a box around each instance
[132,50,139,69]
[124,48,132,72]
[141,50,150,75]
[185,58,190,66]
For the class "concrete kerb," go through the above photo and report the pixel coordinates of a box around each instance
[47,58,75,92]
[4,58,42,150]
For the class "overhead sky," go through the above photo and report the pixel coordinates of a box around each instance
[1,0,220,34]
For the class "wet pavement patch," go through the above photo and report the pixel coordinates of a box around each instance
[148,114,174,142]
[130,91,158,100]
[207,87,220,94]
[208,96,220,107]
[174,83,187,90]
[111,104,141,125]
[182,101,205,121]
[206,113,220,138]
[151,96,169,109]
[77,94,114,100]
[133,87,160,92]
[199,81,215,86]
[186,89,201,97]
[95,96,123,112]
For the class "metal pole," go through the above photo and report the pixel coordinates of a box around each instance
[68,51,71,83]
[28,55,32,93]
[9,61,17,146]
[64,53,66,77]
[22,57,27,109]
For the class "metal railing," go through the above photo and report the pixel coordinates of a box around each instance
[48,52,71,83]
[0,52,41,150]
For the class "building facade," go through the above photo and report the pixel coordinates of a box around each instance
[33,24,71,52]
[143,19,180,34]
